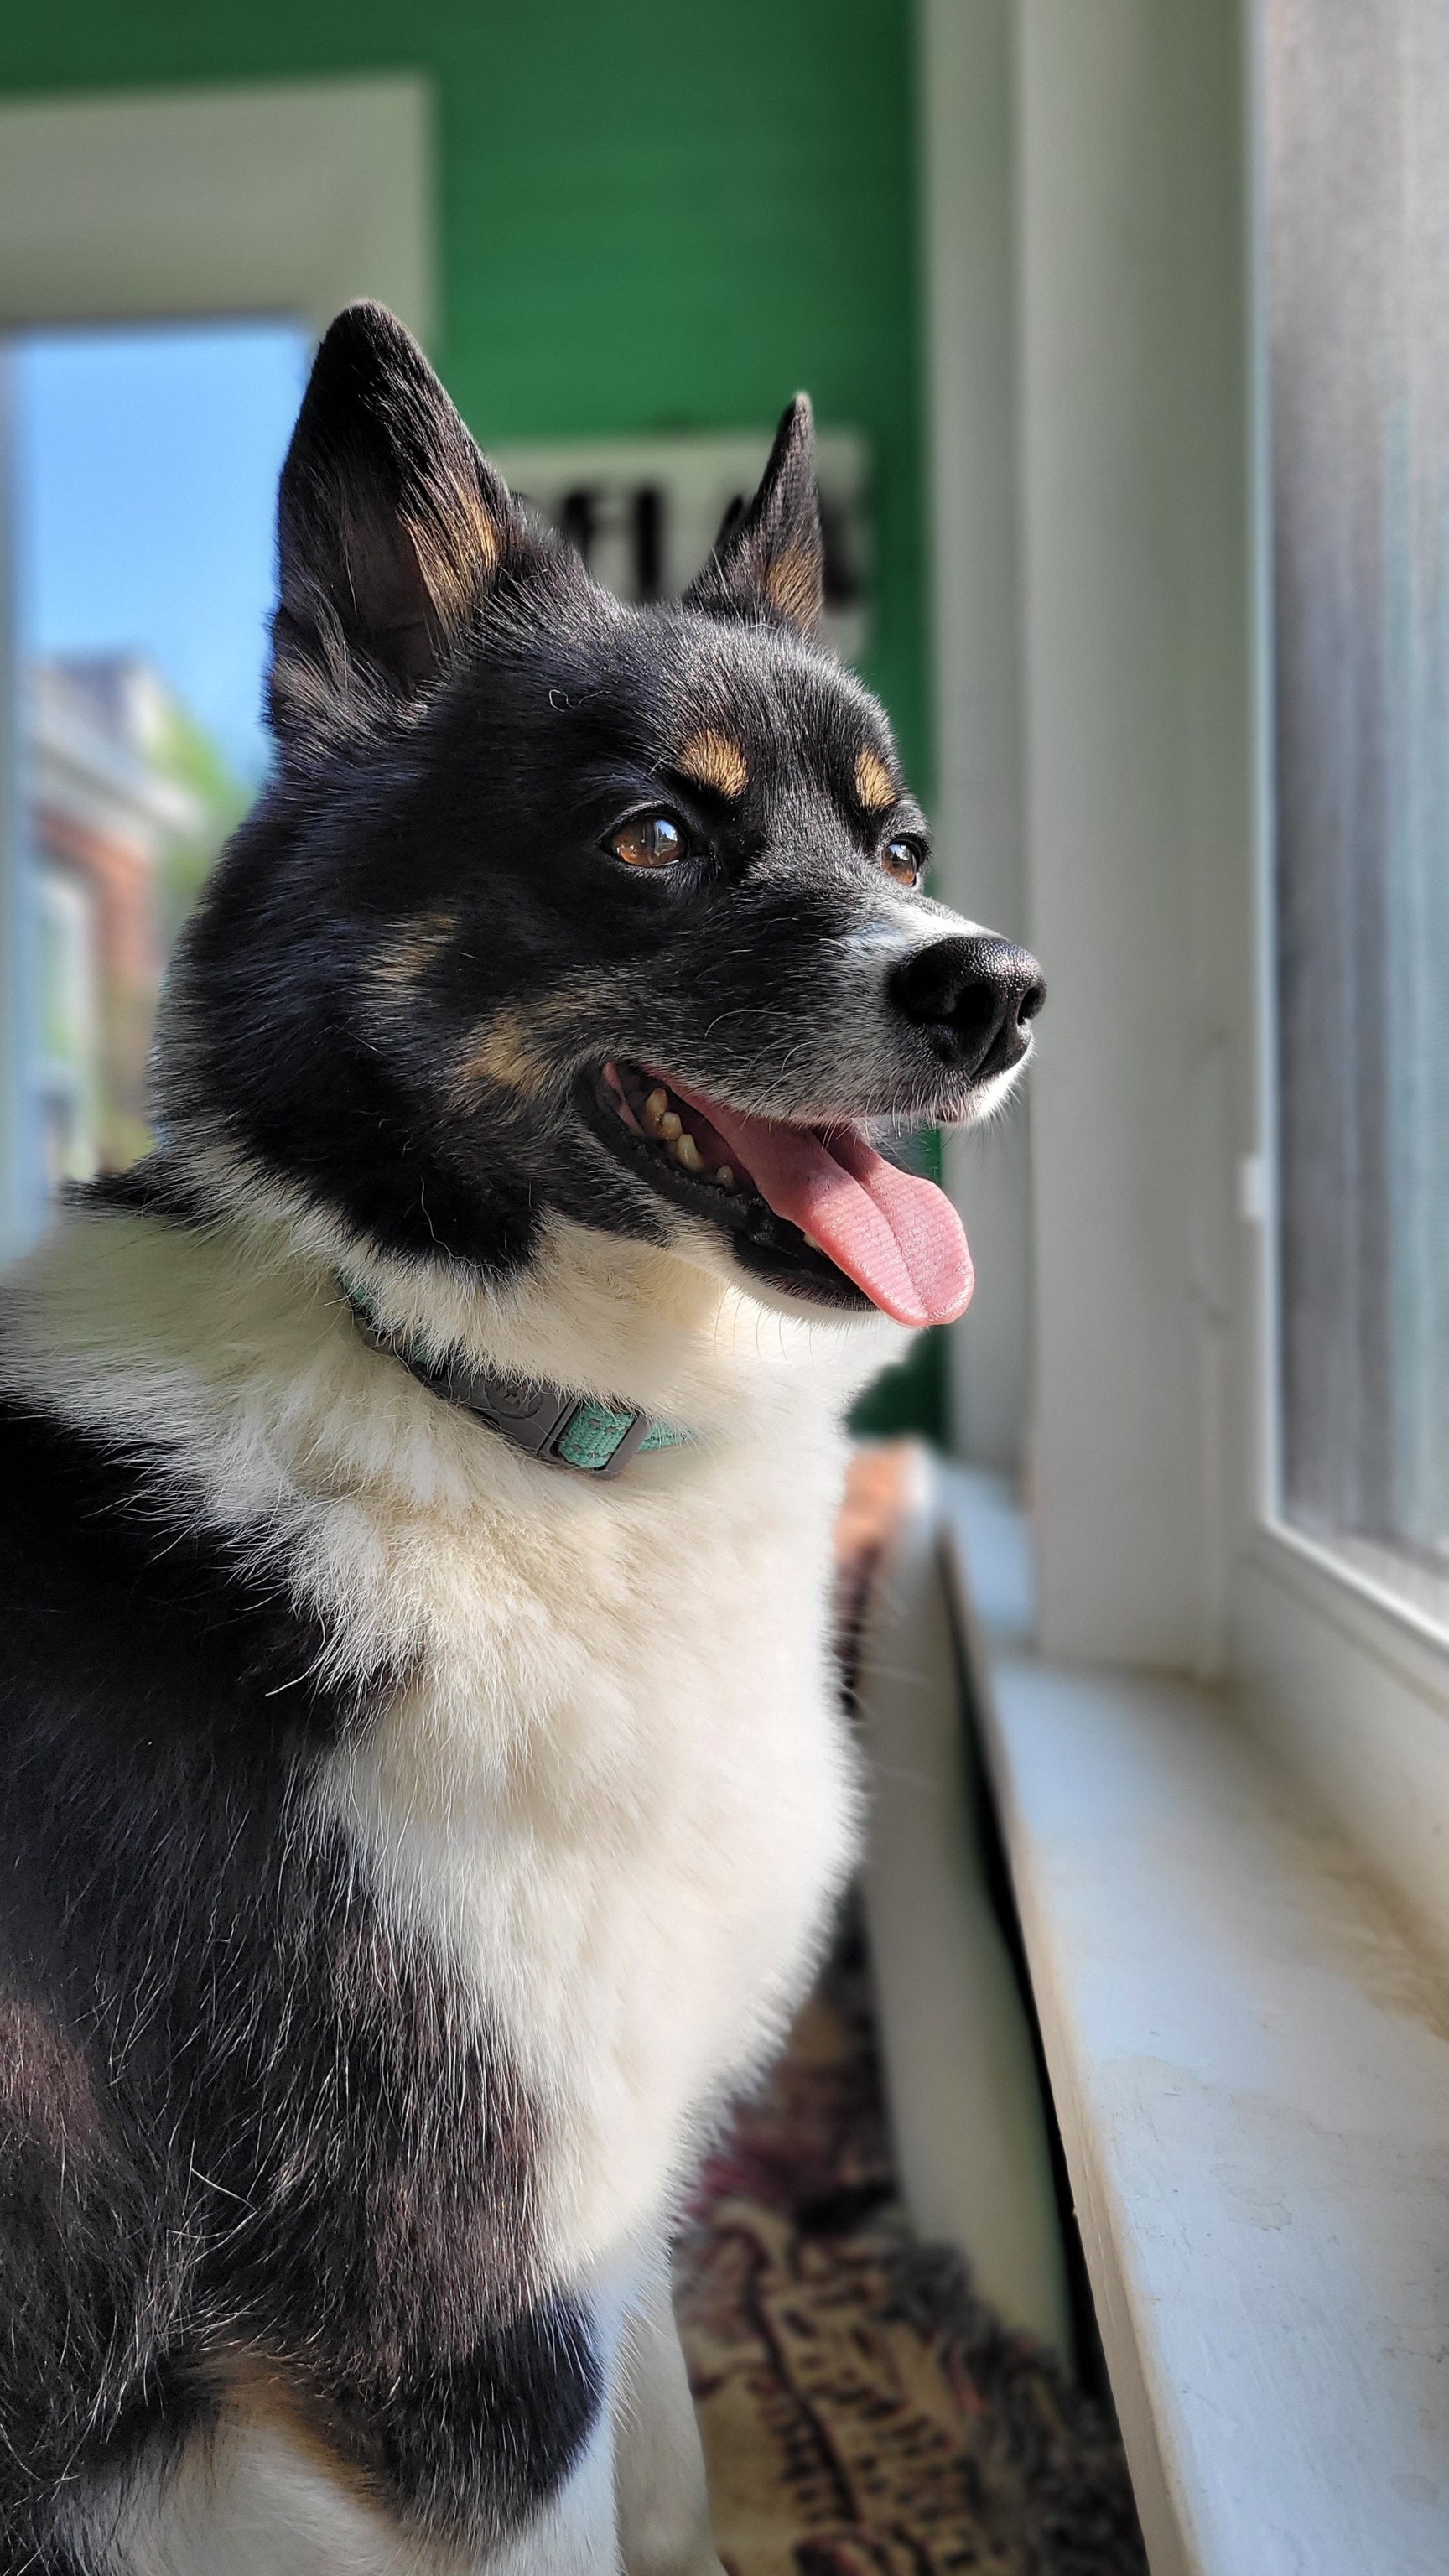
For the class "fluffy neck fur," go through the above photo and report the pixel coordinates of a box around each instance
[0,1187,900,1695]
[6,1173,899,1441]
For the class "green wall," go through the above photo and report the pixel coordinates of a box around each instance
[0,0,940,1435]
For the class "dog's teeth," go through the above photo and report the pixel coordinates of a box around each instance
[643,1088,669,1134]
[802,1231,823,1253]
[715,1165,735,1189]
[673,1132,704,1172]
[658,1111,683,1142]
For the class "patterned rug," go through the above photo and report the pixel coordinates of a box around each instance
[674,1912,1148,2576]
[673,1446,1148,2576]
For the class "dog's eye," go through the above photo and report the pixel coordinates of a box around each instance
[607,813,688,869]
[881,837,923,887]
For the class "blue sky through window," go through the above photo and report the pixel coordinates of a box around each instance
[13,317,309,787]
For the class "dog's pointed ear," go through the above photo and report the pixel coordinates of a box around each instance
[683,394,823,638]
[269,303,528,739]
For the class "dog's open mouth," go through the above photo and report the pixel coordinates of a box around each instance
[588,1061,974,1328]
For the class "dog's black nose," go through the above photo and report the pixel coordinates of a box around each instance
[889,935,1046,1080]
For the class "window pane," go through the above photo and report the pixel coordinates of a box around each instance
[4,317,306,1246]
[1266,0,1449,1602]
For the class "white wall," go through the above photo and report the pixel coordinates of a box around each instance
[1016,0,1254,1670]
[923,0,1255,1670]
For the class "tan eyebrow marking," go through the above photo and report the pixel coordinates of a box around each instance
[676,728,750,800]
[854,746,896,815]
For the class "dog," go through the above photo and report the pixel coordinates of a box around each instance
[0,303,1042,2575]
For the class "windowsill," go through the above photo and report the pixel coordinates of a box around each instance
[940,1467,1449,2576]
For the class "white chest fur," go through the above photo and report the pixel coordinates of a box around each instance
[3,1204,898,2287]
[316,1428,861,2278]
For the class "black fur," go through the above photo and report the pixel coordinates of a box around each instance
[156,303,1024,1301]
[0,304,1041,2564]
[0,1398,597,2564]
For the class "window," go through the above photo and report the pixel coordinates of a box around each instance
[2,318,306,1247]
[1266,0,1449,1626]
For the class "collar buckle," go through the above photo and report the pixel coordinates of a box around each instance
[343,1280,682,1479]
[446,1376,650,1480]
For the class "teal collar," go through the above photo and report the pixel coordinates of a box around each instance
[341,1280,694,1481]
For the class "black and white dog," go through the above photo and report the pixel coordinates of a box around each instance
[0,306,1041,2575]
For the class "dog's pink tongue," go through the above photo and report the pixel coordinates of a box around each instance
[682,1092,974,1328]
